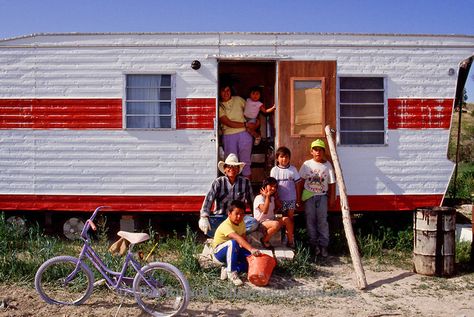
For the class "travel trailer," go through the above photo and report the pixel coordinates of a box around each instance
[1,32,473,231]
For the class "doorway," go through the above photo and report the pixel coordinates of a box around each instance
[217,60,276,184]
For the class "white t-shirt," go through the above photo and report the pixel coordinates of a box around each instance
[244,98,263,119]
[253,194,275,222]
[270,165,301,201]
[299,160,336,195]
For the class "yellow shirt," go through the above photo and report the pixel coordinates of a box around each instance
[219,96,246,135]
[212,217,246,248]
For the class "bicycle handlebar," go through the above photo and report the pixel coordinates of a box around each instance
[80,206,110,239]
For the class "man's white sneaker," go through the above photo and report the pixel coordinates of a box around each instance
[227,271,243,286]
[220,267,228,280]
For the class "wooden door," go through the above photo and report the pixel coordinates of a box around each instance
[277,61,337,168]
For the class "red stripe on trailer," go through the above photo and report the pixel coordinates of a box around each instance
[0,195,204,212]
[0,193,442,212]
[341,194,443,212]
[0,99,123,129]
[0,98,216,130]
[388,98,453,129]
[176,98,215,130]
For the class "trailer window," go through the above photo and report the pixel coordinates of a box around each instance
[339,77,385,145]
[125,74,174,129]
[290,77,325,137]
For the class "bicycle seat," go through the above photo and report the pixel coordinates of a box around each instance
[117,231,150,244]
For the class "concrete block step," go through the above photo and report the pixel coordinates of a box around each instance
[258,247,295,260]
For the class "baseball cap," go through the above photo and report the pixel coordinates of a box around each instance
[310,139,326,150]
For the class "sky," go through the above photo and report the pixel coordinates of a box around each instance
[0,0,473,98]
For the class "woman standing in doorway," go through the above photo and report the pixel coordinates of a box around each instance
[218,84,256,179]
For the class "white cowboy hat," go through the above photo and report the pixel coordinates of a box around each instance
[218,153,246,174]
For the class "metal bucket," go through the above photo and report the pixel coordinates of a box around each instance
[413,207,456,276]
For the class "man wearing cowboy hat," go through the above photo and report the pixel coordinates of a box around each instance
[199,153,259,237]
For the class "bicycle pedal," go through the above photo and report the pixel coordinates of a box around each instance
[93,278,106,286]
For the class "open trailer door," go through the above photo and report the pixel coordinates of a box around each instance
[277,61,337,168]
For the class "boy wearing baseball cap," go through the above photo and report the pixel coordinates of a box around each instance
[298,139,336,260]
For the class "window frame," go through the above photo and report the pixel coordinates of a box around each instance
[289,76,326,138]
[123,72,176,130]
[337,75,387,146]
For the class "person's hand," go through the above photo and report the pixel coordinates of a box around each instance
[250,249,261,256]
[198,217,211,234]
[247,119,260,130]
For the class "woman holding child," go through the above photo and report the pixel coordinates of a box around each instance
[218,84,255,179]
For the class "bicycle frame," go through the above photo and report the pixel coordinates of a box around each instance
[65,206,159,296]
[78,242,143,295]
[36,205,190,316]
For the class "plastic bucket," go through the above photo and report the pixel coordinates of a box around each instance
[247,254,277,286]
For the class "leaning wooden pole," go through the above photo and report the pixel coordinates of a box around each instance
[325,125,368,290]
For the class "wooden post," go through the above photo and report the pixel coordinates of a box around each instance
[325,125,368,289]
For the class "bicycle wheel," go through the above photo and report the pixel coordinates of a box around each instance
[133,262,190,317]
[35,255,94,305]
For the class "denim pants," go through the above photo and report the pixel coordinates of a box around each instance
[214,239,251,273]
[304,195,329,248]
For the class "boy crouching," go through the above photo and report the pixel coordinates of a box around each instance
[213,200,261,286]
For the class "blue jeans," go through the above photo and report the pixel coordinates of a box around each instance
[206,215,259,238]
[305,195,329,248]
[214,239,251,273]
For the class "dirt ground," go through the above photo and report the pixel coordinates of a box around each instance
[1,256,473,317]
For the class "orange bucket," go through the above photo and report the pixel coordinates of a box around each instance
[247,254,277,286]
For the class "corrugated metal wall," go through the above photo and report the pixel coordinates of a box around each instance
[0,33,473,210]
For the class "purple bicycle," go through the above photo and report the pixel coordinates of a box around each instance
[34,206,190,317]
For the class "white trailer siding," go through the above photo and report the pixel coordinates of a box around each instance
[0,32,473,212]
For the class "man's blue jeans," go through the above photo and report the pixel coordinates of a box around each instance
[304,195,329,248]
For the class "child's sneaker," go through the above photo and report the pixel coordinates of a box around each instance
[220,267,228,280]
[254,136,262,146]
[227,271,243,286]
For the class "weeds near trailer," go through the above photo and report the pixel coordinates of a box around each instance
[1,212,472,304]
[447,163,474,202]
[0,213,64,284]
[448,102,474,202]
[276,242,316,278]
[456,241,472,272]
[352,214,414,269]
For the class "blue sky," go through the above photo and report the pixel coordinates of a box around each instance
[0,0,473,97]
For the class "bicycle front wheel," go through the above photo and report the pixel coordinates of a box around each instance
[35,255,94,305]
[133,262,190,317]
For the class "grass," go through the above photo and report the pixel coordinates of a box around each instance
[447,102,474,202]
[1,212,472,303]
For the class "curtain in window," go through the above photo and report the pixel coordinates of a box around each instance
[126,75,172,128]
